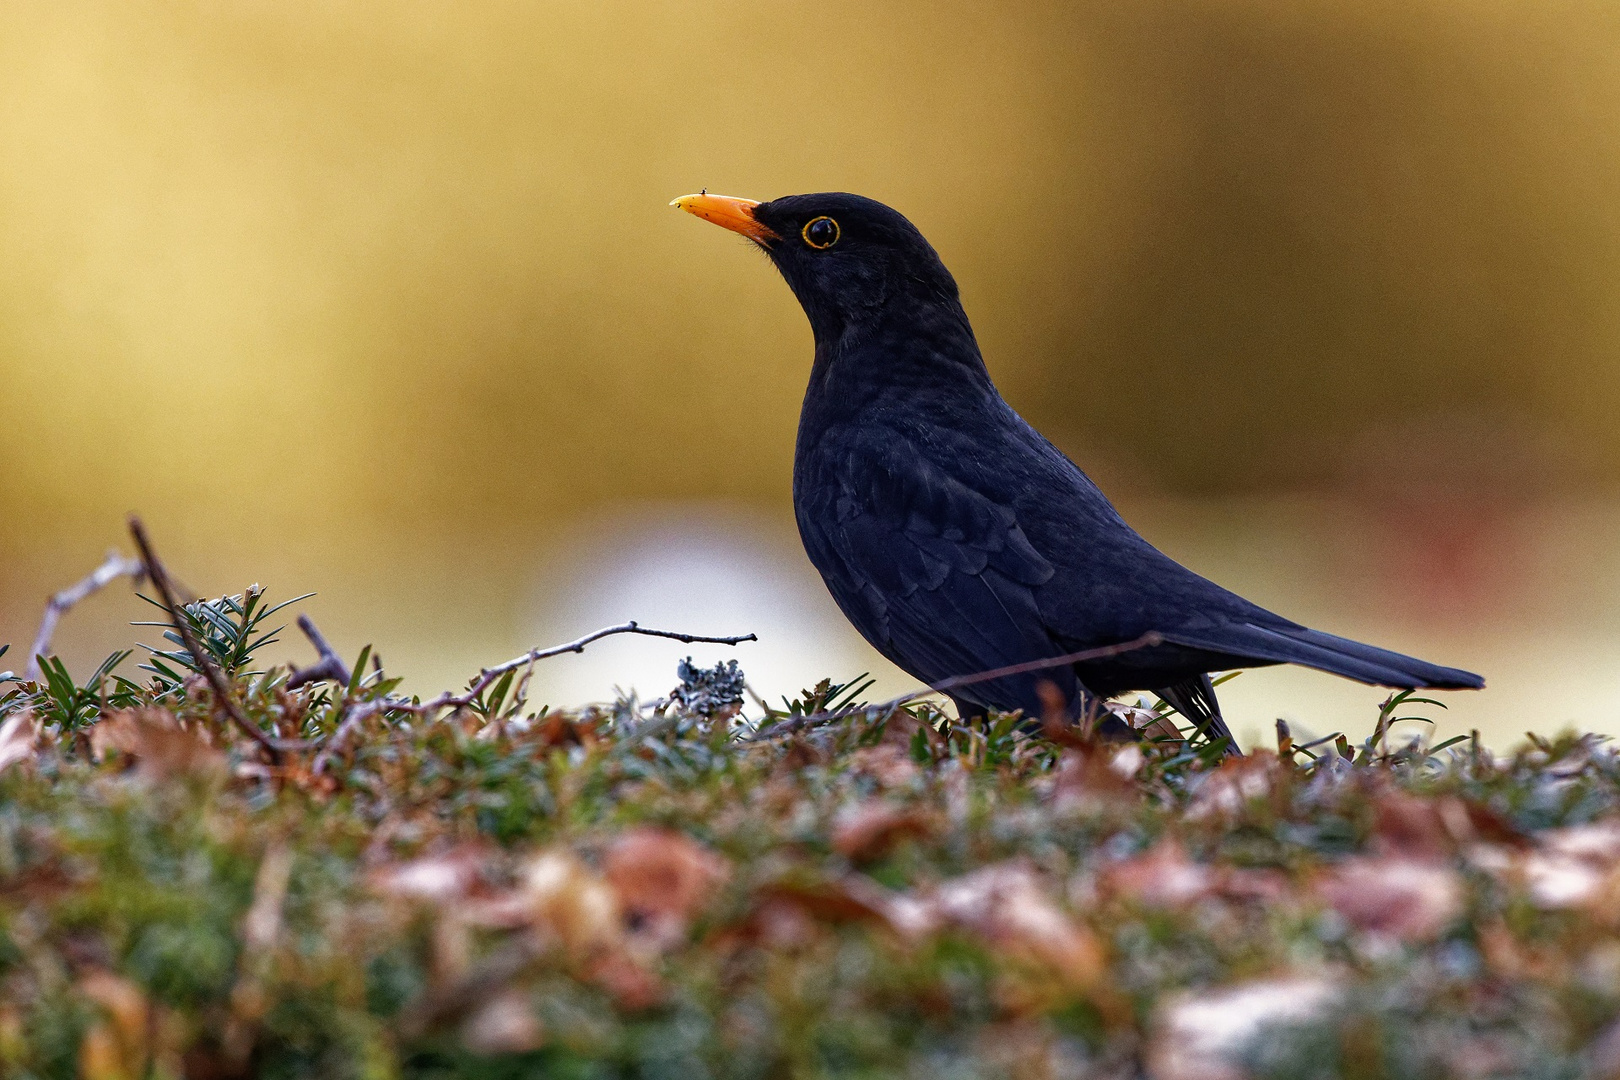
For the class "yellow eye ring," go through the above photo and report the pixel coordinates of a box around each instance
[802,216,840,249]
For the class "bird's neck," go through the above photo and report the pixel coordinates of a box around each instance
[804,300,995,417]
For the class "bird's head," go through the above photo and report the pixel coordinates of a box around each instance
[672,191,961,346]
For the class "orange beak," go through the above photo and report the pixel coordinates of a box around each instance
[670,193,779,243]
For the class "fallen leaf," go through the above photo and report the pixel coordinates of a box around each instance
[757,873,937,941]
[830,801,934,862]
[1108,742,1147,778]
[1522,851,1606,909]
[522,850,622,957]
[1185,754,1280,822]
[585,951,665,1011]
[602,827,729,951]
[1468,821,1620,911]
[90,708,224,780]
[1049,747,1137,815]
[1106,701,1180,745]
[526,712,600,750]
[1316,856,1463,942]
[1542,820,1620,864]
[1104,839,1214,908]
[847,743,920,787]
[932,862,1104,991]
[1370,791,1455,860]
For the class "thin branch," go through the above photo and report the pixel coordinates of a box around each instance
[127,516,281,763]
[399,621,757,718]
[287,614,352,689]
[753,632,1165,740]
[305,621,756,774]
[25,552,146,681]
[310,698,390,776]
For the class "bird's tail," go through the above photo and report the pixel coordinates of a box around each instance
[1157,674,1241,757]
[1166,623,1485,691]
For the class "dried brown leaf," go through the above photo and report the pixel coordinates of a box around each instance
[521,850,622,956]
[90,708,224,781]
[1050,747,1137,815]
[1370,791,1456,860]
[830,800,934,862]
[847,743,920,787]
[602,827,729,952]
[931,862,1105,991]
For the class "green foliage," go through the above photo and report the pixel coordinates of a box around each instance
[0,588,1618,1078]
[132,584,311,692]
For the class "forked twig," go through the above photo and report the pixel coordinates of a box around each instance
[287,615,353,689]
[753,632,1165,740]
[127,516,281,763]
[25,552,146,681]
[307,621,757,775]
[401,621,758,718]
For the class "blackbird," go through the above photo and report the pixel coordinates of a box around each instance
[673,191,1484,748]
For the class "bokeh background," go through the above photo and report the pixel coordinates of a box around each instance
[4,0,1620,749]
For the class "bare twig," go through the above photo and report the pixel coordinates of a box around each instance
[287,614,352,689]
[753,632,1165,740]
[127,516,281,763]
[310,698,391,776]
[24,551,145,681]
[306,621,756,775]
[397,621,757,718]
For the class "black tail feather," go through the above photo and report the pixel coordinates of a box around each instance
[1166,623,1485,691]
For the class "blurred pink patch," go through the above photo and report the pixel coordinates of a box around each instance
[1105,840,1213,908]
[1316,857,1463,942]
[831,801,934,862]
[1185,755,1280,822]
[931,862,1104,990]
[370,845,492,905]
[460,990,544,1055]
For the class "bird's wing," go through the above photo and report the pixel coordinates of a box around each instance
[796,430,1070,711]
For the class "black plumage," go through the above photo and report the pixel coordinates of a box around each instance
[674,191,1484,748]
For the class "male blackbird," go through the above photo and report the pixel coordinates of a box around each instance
[673,191,1484,747]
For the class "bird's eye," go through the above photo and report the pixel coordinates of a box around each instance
[802,216,840,250]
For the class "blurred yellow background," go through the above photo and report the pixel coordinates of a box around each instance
[4,0,1620,748]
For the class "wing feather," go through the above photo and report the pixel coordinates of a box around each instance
[795,429,1069,713]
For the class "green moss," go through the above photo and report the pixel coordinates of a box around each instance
[1,591,1618,1077]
